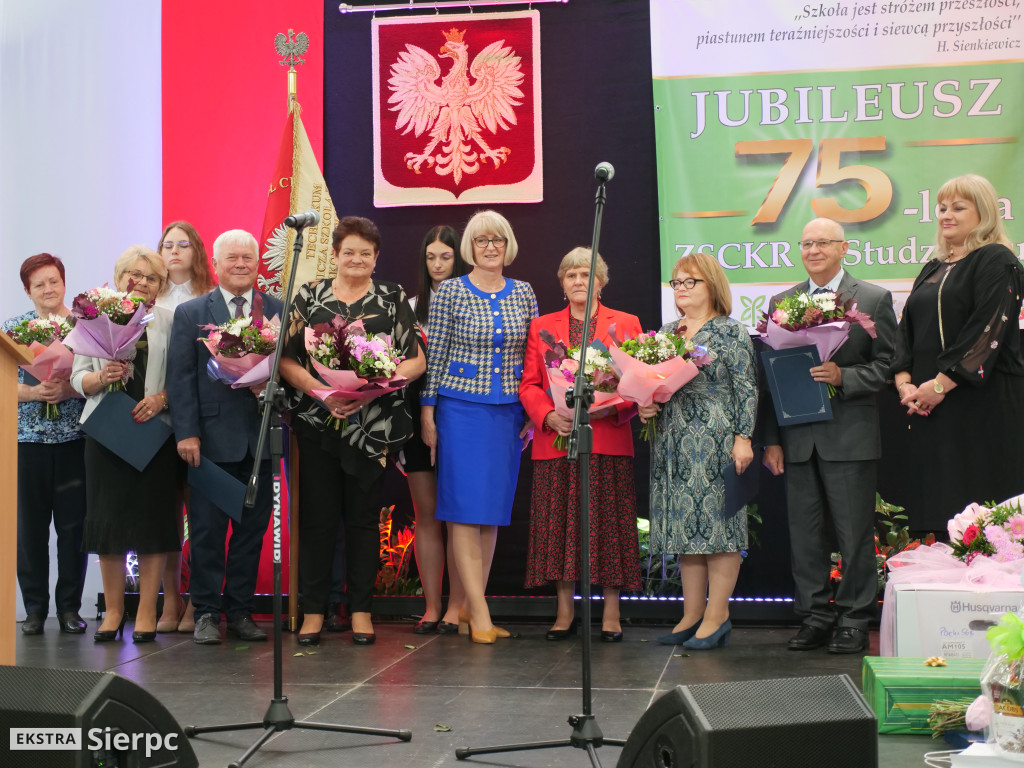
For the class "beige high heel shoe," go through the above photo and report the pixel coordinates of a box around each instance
[459,612,510,638]
[156,595,185,633]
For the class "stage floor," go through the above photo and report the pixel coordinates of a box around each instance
[15,618,936,767]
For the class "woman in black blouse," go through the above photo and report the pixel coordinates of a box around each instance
[892,174,1024,530]
[280,217,425,646]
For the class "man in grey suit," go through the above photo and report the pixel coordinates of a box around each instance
[166,230,284,645]
[763,217,896,654]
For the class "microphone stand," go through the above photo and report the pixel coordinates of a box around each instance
[184,225,412,768]
[454,171,625,767]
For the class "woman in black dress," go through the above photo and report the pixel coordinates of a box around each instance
[71,246,180,642]
[406,225,468,634]
[892,174,1024,531]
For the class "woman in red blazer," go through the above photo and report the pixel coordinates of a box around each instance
[519,248,643,642]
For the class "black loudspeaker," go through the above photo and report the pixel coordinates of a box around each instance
[616,674,877,768]
[0,666,198,768]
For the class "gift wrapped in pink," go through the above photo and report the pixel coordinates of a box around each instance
[608,345,700,408]
[310,359,408,404]
[22,339,75,383]
[64,303,151,360]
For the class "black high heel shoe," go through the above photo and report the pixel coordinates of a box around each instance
[546,618,579,641]
[94,613,127,643]
[297,631,321,647]
[132,627,157,643]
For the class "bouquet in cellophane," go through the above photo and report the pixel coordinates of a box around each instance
[757,290,876,362]
[200,294,280,388]
[608,327,710,441]
[304,317,407,430]
[64,286,152,390]
[539,329,622,450]
[5,314,77,418]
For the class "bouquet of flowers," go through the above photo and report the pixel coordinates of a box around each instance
[6,315,77,418]
[200,295,280,388]
[539,329,623,450]
[608,327,710,441]
[304,317,407,430]
[64,286,152,390]
[757,289,877,362]
[947,500,1024,564]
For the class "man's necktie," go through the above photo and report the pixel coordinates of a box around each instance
[232,296,246,318]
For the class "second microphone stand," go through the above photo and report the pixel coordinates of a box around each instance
[454,176,625,768]
[184,226,412,768]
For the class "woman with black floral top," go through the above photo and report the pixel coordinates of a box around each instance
[280,216,425,646]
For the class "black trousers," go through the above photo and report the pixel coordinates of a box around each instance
[17,441,88,616]
[297,434,382,615]
[188,452,272,622]
[786,450,877,630]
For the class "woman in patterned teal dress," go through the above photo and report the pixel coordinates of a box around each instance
[639,251,757,650]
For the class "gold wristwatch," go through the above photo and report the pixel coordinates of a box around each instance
[932,379,944,394]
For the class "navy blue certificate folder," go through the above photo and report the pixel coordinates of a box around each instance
[81,389,173,471]
[188,458,245,523]
[760,345,833,426]
[724,451,760,518]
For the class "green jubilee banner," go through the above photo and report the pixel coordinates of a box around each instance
[650,1,1024,327]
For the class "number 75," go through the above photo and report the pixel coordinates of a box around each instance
[735,137,892,225]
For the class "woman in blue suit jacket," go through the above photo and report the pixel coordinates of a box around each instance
[420,210,538,644]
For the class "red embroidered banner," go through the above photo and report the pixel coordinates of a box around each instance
[371,11,542,207]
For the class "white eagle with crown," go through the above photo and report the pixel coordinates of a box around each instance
[387,27,525,185]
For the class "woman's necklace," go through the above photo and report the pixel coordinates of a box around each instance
[469,272,505,293]
[332,278,372,304]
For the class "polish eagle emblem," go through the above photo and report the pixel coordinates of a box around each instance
[387,28,525,185]
[275,29,309,67]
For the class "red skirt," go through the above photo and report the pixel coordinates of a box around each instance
[524,454,642,592]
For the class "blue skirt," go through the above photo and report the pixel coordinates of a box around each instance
[435,396,524,526]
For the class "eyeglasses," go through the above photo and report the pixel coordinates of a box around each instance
[126,270,161,286]
[161,240,192,250]
[472,236,507,248]
[669,278,704,290]
[798,239,843,250]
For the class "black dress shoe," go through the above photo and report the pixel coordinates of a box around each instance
[601,630,623,643]
[325,603,351,633]
[21,613,45,635]
[132,630,157,643]
[297,631,321,646]
[787,624,832,651]
[828,627,868,654]
[546,618,579,641]
[437,621,460,634]
[413,620,440,634]
[352,632,376,646]
[57,611,87,634]
[226,616,268,642]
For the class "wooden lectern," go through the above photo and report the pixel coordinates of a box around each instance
[0,334,32,665]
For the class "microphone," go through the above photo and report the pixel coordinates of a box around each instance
[284,210,320,228]
[594,162,615,183]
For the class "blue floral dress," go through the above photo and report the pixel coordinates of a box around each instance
[648,316,757,555]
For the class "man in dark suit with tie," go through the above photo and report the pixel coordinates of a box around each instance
[763,217,896,654]
[166,229,284,645]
